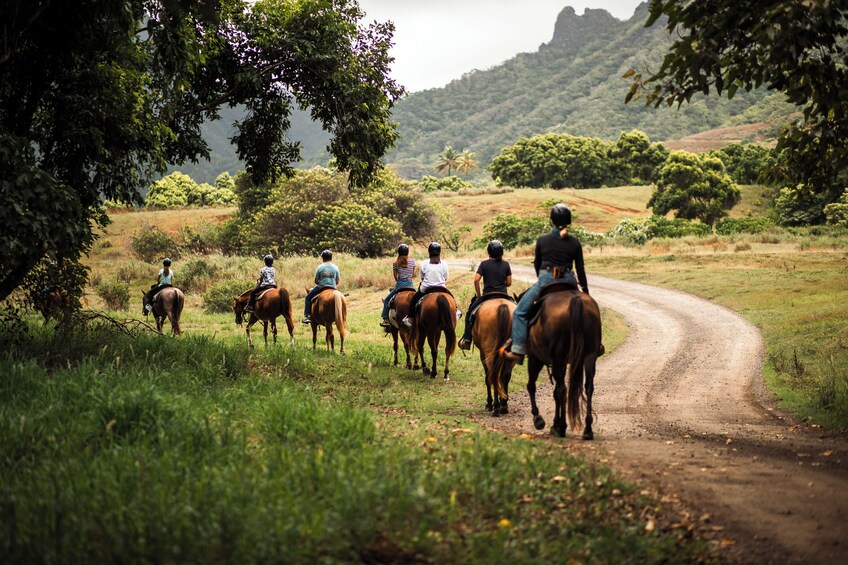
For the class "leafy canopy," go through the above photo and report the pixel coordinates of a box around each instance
[630,0,848,224]
[0,0,403,301]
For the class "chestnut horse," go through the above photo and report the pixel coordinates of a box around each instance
[411,290,457,380]
[387,288,419,369]
[233,287,295,347]
[472,297,516,416]
[525,289,603,439]
[309,288,348,353]
[141,287,185,336]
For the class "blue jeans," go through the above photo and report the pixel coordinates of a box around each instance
[510,270,577,354]
[381,281,414,319]
[305,286,333,317]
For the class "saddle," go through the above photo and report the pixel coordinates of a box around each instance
[527,282,580,327]
[310,286,336,303]
[413,285,453,314]
[255,287,275,302]
[468,291,514,318]
[387,286,416,310]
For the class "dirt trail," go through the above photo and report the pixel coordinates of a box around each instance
[479,267,848,564]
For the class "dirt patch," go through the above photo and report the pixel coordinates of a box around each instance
[480,268,848,564]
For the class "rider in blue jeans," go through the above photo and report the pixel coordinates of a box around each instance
[502,204,590,364]
[380,243,417,327]
[302,249,341,323]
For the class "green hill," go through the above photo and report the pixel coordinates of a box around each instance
[175,4,795,183]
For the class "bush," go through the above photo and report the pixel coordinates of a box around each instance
[608,216,711,244]
[130,228,181,263]
[181,258,222,294]
[715,216,774,235]
[824,189,848,227]
[96,280,131,311]
[203,278,252,314]
[476,213,548,249]
[313,203,402,257]
[417,175,470,192]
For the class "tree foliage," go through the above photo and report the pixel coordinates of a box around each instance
[649,151,740,226]
[0,0,403,301]
[707,143,776,186]
[632,0,848,224]
[824,190,848,228]
[146,172,235,207]
[435,145,460,177]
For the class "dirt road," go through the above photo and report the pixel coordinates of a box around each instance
[481,268,848,563]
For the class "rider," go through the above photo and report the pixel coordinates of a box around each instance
[458,240,512,350]
[402,242,450,328]
[501,204,589,364]
[245,254,277,313]
[380,243,417,328]
[145,258,174,310]
[302,249,340,324]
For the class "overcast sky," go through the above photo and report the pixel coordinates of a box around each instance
[357,1,646,92]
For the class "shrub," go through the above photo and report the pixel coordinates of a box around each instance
[476,213,548,249]
[203,278,252,314]
[608,216,710,244]
[130,228,181,262]
[180,258,222,294]
[145,172,194,207]
[715,216,774,235]
[417,175,470,192]
[177,222,221,254]
[313,203,402,257]
[96,280,130,311]
[823,190,848,227]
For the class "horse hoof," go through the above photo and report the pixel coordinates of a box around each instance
[492,410,500,418]
[582,430,594,441]
[533,415,545,430]
[486,404,493,412]
[501,405,509,415]
[550,426,565,438]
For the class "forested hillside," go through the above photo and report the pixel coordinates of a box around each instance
[178,3,795,183]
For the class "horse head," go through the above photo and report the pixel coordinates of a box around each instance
[233,295,246,325]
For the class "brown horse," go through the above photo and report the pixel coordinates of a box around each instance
[233,287,295,348]
[309,288,348,353]
[141,287,185,336]
[387,288,419,369]
[472,297,516,416]
[36,289,73,321]
[525,290,603,439]
[411,290,458,380]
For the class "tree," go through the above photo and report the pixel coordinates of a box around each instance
[0,0,404,302]
[628,0,848,224]
[456,149,479,176]
[708,143,776,185]
[608,130,669,185]
[648,151,740,226]
[435,145,460,177]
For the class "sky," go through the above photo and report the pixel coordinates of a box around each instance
[357,1,646,92]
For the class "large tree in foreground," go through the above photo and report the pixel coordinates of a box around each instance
[0,0,404,301]
[629,0,848,224]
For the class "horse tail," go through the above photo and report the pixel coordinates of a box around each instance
[172,288,185,335]
[490,303,512,401]
[437,295,456,355]
[333,290,348,337]
[566,294,586,430]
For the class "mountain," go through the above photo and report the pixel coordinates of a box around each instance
[173,3,794,184]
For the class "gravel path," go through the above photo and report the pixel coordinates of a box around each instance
[477,268,848,563]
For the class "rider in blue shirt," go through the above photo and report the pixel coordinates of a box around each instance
[144,258,174,310]
[303,249,341,323]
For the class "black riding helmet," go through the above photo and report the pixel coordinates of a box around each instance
[397,243,409,256]
[486,240,504,259]
[550,203,572,228]
[321,249,333,261]
[427,242,441,257]
[264,254,274,266]
[163,258,171,267]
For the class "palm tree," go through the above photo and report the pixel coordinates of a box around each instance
[456,149,479,176]
[435,145,460,176]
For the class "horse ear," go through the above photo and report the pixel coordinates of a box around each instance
[140,291,145,296]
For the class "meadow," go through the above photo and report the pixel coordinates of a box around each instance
[2,185,846,562]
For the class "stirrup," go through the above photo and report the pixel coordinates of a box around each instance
[379,319,391,328]
[498,340,524,365]
[301,317,311,324]
[458,338,471,351]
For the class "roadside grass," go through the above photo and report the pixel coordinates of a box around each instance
[0,319,710,563]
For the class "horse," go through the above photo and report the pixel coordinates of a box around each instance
[35,289,73,321]
[471,297,516,416]
[411,290,458,380]
[141,286,185,336]
[232,287,295,348]
[387,288,419,369]
[309,288,348,353]
[524,289,603,439]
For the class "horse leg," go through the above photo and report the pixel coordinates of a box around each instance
[482,362,493,412]
[311,323,318,350]
[428,333,439,379]
[392,330,399,366]
[339,324,345,355]
[246,319,256,348]
[500,366,512,415]
[551,362,567,438]
[263,321,269,347]
[527,356,545,430]
[156,315,165,333]
[441,335,451,382]
[417,332,429,376]
[326,323,334,352]
[582,355,597,440]
[271,319,278,345]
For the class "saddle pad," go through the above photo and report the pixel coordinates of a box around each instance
[256,288,274,302]
[310,286,335,303]
[388,286,416,310]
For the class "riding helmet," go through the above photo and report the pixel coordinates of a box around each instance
[550,203,572,228]
[397,243,409,256]
[163,258,172,267]
[264,254,274,266]
[321,249,333,261]
[427,242,441,257]
[486,240,504,259]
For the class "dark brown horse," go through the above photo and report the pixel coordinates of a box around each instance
[472,297,516,416]
[309,288,348,354]
[525,290,603,439]
[411,290,458,380]
[233,287,295,347]
[387,288,419,369]
[36,289,73,321]
[141,287,185,336]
